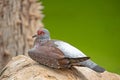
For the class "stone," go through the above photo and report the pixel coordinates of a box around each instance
[0,55,120,80]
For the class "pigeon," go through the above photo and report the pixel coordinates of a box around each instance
[28,28,105,73]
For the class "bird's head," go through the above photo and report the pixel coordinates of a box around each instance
[32,28,50,40]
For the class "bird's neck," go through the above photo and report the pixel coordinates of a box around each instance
[40,39,49,42]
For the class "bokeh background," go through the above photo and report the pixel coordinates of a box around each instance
[40,0,120,74]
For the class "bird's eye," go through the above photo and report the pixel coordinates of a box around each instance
[37,30,45,35]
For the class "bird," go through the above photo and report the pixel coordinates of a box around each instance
[28,28,105,73]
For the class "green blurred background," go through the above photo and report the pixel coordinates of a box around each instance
[40,0,120,74]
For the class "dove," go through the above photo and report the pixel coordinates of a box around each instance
[28,28,105,73]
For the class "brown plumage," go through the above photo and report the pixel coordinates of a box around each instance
[28,40,90,69]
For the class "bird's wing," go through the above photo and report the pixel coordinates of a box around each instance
[28,45,66,68]
[28,45,65,60]
[28,45,89,68]
[54,40,87,58]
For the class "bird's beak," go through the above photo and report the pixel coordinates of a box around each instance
[32,35,37,38]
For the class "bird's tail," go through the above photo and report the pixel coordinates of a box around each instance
[92,65,105,73]
[80,59,105,73]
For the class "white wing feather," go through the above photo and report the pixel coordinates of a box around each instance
[55,41,86,58]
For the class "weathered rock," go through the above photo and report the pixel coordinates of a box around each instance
[0,55,120,80]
